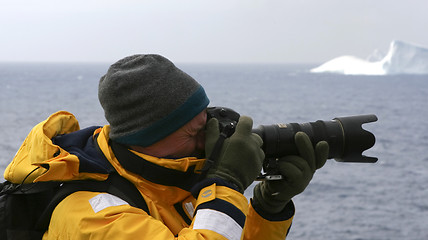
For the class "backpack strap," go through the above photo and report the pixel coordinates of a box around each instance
[103,173,149,212]
[35,172,149,231]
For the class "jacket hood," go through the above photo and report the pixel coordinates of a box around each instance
[4,111,108,184]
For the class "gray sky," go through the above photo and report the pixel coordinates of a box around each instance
[1,0,427,64]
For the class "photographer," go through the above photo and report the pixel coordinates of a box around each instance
[4,54,328,239]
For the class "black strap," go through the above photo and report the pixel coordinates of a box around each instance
[105,173,149,211]
[198,123,235,180]
[111,141,200,191]
[35,173,149,231]
[1,181,60,196]
[174,203,192,225]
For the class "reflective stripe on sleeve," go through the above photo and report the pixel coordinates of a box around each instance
[193,209,243,240]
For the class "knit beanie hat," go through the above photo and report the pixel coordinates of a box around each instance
[98,54,210,147]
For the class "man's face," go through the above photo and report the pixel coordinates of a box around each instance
[131,110,207,158]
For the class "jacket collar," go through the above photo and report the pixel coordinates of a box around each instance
[111,141,203,191]
[97,126,206,191]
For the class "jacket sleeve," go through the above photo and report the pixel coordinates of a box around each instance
[44,184,249,240]
[242,200,294,240]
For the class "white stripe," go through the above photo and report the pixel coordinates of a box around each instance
[89,193,129,213]
[193,209,243,240]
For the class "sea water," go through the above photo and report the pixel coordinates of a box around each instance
[1,63,427,239]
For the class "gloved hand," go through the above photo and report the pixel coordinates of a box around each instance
[253,132,329,214]
[205,116,265,193]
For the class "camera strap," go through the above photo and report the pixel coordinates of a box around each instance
[198,123,235,179]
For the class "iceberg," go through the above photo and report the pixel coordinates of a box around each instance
[310,40,428,75]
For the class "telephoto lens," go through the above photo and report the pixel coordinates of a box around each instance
[206,107,378,180]
[252,115,378,163]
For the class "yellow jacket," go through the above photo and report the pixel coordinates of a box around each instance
[4,111,293,240]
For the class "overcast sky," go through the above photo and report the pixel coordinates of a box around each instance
[1,0,427,64]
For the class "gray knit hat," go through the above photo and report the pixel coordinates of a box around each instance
[98,54,209,147]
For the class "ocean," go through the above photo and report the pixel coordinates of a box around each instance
[1,62,427,239]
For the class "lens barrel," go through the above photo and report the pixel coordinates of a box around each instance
[206,107,378,163]
[252,115,378,163]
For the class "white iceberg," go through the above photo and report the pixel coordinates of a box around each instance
[310,40,428,75]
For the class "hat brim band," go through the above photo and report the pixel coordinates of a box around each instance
[114,86,210,147]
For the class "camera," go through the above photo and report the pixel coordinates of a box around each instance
[206,106,378,180]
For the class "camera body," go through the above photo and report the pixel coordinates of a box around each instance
[206,106,378,180]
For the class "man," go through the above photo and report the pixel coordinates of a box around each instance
[4,54,328,239]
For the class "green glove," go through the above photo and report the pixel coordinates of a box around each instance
[253,131,329,214]
[205,116,265,193]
